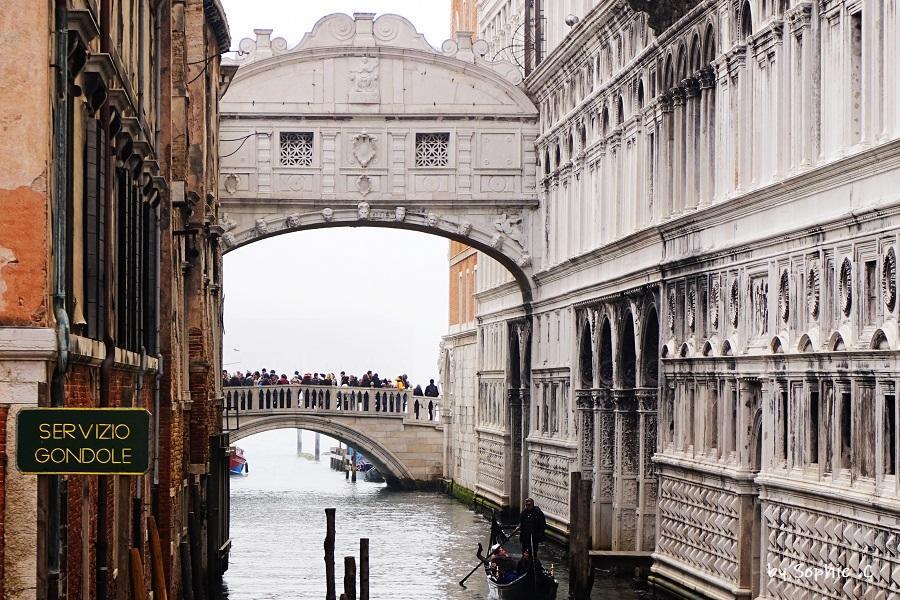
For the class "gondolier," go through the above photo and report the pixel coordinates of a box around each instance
[514,498,546,559]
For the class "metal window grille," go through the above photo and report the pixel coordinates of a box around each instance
[415,133,450,167]
[280,132,314,166]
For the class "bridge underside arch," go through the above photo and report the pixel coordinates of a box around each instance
[229,414,419,488]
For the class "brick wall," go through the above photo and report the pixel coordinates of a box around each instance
[449,253,478,326]
[0,403,7,600]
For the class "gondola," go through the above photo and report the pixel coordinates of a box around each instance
[471,518,559,600]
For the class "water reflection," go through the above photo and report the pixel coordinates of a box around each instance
[222,429,646,600]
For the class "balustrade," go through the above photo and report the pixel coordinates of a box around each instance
[222,383,441,424]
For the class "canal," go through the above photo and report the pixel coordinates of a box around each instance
[223,429,648,599]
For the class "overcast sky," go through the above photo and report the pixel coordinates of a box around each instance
[221,2,453,388]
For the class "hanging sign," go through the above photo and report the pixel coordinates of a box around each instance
[16,408,151,475]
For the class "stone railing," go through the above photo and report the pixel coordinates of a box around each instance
[222,384,441,423]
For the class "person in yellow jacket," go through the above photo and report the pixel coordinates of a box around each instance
[395,376,406,391]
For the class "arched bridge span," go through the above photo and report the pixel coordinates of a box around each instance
[224,384,444,488]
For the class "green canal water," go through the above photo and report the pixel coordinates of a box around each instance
[222,428,649,599]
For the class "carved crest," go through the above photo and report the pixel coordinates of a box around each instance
[352,132,377,167]
[357,175,372,197]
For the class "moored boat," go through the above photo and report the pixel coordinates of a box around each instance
[363,467,385,483]
[229,447,248,475]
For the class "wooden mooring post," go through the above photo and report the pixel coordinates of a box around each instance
[360,538,370,600]
[351,449,357,482]
[325,508,336,600]
[343,556,357,600]
[568,471,594,599]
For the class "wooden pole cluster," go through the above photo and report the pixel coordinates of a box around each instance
[324,510,371,600]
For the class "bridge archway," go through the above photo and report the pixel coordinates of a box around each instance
[217,12,541,302]
[229,413,440,488]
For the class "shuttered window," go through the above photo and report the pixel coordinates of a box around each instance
[83,118,106,340]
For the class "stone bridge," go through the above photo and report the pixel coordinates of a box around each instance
[216,12,540,300]
[223,384,444,487]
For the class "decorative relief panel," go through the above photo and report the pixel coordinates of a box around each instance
[529,450,570,520]
[729,278,740,328]
[414,174,450,193]
[808,262,821,319]
[710,277,720,329]
[763,502,900,599]
[415,133,450,167]
[478,133,520,169]
[280,132,314,166]
[883,248,896,312]
[657,479,741,584]
[477,436,505,492]
[779,269,790,324]
[839,258,853,317]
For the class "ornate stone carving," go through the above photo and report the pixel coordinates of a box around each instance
[625,0,704,33]
[752,277,768,336]
[762,501,900,599]
[285,213,300,228]
[222,232,236,247]
[426,213,439,227]
[351,132,377,167]
[394,206,406,222]
[687,290,696,332]
[490,234,504,249]
[356,174,372,196]
[357,201,370,220]
[516,253,531,268]
[458,220,472,236]
[657,479,741,584]
[494,212,525,248]
[477,437,505,492]
[322,207,334,222]
[223,173,239,195]
[710,278,720,329]
[667,289,676,333]
[778,269,790,324]
[883,248,896,312]
[529,451,570,520]
[807,262,820,319]
[220,213,237,232]
[349,57,379,103]
[728,279,739,328]
[254,218,269,235]
[839,258,853,317]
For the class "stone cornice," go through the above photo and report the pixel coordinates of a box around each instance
[0,328,57,361]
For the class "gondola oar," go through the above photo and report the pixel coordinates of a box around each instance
[458,543,486,588]
[458,536,514,588]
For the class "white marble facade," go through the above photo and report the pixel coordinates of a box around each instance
[468,0,900,598]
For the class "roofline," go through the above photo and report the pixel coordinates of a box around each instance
[205,0,231,54]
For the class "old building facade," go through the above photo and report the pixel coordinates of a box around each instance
[0,1,230,599]
[443,0,900,598]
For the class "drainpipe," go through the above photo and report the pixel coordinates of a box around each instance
[95,0,113,597]
[49,2,71,599]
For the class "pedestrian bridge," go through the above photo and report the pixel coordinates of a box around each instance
[223,384,444,487]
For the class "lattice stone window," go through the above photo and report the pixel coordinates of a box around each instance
[415,132,450,167]
[280,132,314,166]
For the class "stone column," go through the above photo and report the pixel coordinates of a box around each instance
[612,389,639,551]
[699,68,716,207]
[672,86,686,214]
[519,386,531,506]
[659,94,673,220]
[507,388,523,510]
[594,389,614,550]
[635,388,658,552]
[576,389,595,477]
[739,378,756,468]
[683,78,699,210]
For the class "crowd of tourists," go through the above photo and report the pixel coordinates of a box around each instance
[221,368,440,397]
